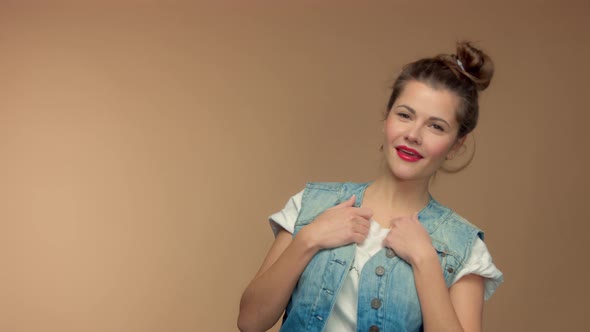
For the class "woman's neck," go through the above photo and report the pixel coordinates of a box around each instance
[364,171,431,218]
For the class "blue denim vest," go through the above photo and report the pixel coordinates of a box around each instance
[280,182,483,332]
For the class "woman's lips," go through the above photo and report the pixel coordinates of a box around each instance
[395,146,423,162]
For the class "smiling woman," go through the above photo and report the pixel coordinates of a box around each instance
[238,42,503,332]
[383,81,463,183]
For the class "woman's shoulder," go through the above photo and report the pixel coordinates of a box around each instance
[272,181,351,214]
[429,198,484,236]
[268,189,304,235]
[303,181,344,190]
[303,181,370,192]
[301,181,374,201]
[446,209,483,236]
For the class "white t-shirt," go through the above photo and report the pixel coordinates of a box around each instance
[269,190,503,331]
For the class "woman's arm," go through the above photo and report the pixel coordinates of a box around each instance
[237,229,318,332]
[449,274,485,331]
[237,195,372,332]
[413,254,484,332]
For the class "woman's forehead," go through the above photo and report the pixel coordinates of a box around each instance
[395,81,460,121]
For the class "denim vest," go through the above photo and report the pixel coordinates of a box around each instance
[280,182,483,332]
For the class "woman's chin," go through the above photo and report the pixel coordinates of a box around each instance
[388,168,421,181]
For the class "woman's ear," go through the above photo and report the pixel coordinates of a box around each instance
[448,135,467,159]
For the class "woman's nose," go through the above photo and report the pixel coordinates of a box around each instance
[405,126,422,145]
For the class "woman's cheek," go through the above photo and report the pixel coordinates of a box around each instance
[429,138,455,159]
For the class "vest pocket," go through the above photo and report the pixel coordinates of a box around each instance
[432,241,457,287]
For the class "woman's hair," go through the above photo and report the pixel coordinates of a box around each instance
[385,41,494,139]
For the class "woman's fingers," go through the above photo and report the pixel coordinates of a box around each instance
[354,207,373,220]
[333,195,356,208]
[304,196,375,249]
[389,214,416,228]
[332,195,373,220]
[351,217,370,245]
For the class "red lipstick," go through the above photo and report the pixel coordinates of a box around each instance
[395,145,423,162]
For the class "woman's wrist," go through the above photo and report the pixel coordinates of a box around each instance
[294,227,321,254]
[409,246,439,268]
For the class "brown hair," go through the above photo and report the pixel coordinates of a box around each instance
[385,41,494,139]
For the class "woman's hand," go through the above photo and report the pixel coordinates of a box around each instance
[382,212,437,266]
[299,195,373,250]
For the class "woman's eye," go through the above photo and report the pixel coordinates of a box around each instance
[431,124,444,132]
[397,112,411,119]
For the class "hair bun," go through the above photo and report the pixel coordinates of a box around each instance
[455,41,494,91]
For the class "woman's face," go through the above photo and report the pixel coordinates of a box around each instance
[382,80,464,183]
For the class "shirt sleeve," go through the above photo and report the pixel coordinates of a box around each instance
[451,238,504,301]
[268,190,304,237]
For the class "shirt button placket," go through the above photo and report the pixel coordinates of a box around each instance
[370,298,382,309]
[375,266,385,276]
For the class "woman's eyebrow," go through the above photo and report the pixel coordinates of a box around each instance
[396,104,451,127]
[397,104,417,114]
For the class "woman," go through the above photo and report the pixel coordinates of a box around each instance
[238,41,503,332]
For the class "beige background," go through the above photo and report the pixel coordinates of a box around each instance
[1,1,589,331]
